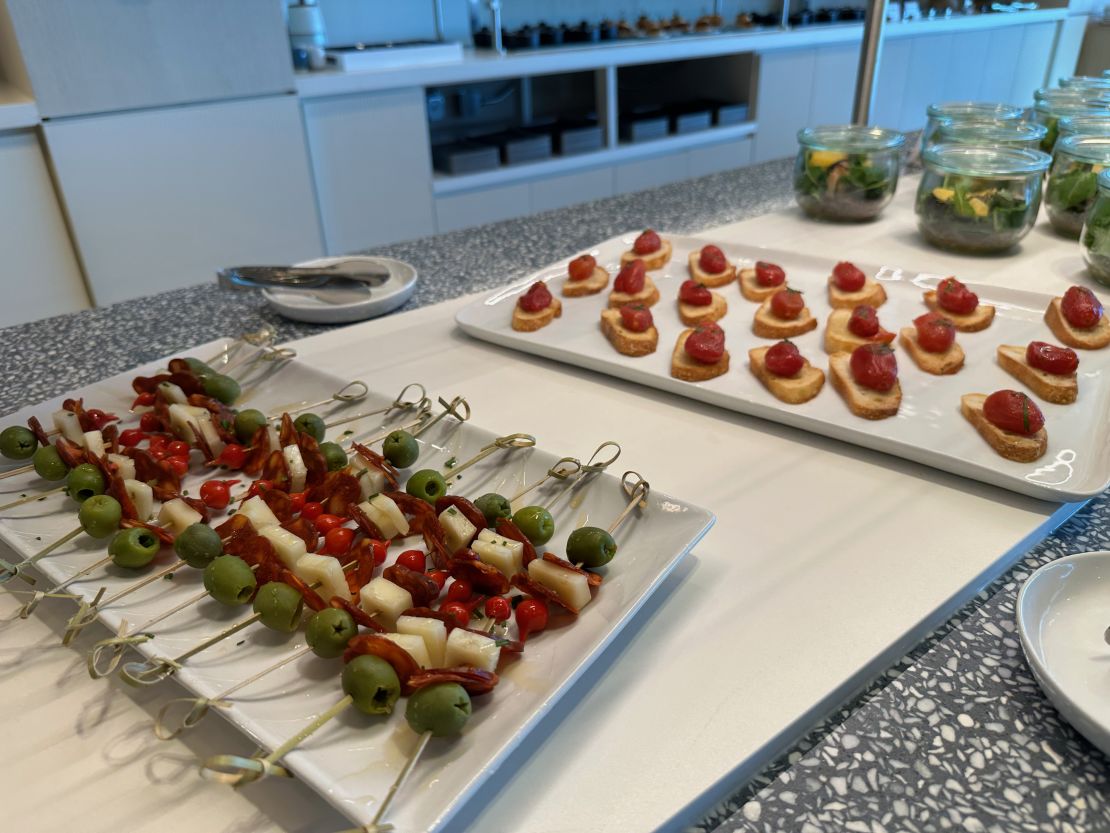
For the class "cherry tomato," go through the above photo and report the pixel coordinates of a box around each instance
[131,392,156,410]
[427,570,450,591]
[1061,285,1104,329]
[440,601,471,628]
[518,281,553,313]
[245,479,273,499]
[148,435,168,452]
[516,598,549,642]
[755,261,785,288]
[165,455,189,477]
[300,501,323,521]
[935,277,978,315]
[832,261,866,292]
[849,344,898,392]
[167,440,191,458]
[199,479,236,510]
[632,229,661,254]
[139,412,163,433]
[619,303,653,333]
[315,514,344,535]
[699,245,727,274]
[372,541,388,566]
[848,304,880,338]
[765,340,805,377]
[484,596,511,622]
[118,429,146,448]
[395,550,426,573]
[216,443,248,469]
[568,254,596,281]
[770,289,804,320]
[679,280,712,306]
[323,527,354,556]
[685,321,725,364]
[983,389,1044,436]
[913,312,955,354]
[289,492,306,513]
[1027,341,1079,375]
[446,578,473,603]
[614,259,646,294]
[85,409,117,430]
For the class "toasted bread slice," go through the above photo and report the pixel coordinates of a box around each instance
[828,352,901,419]
[562,266,610,298]
[960,393,1047,462]
[824,309,896,354]
[922,291,995,332]
[621,239,672,270]
[752,297,818,339]
[899,327,965,375]
[827,277,887,309]
[748,346,825,404]
[687,251,736,288]
[671,329,730,382]
[678,292,727,326]
[737,267,786,302]
[996,344,1077,404]
[512,297,562,332]
[600,309,658,357]
[608,276,661,309]
[1044,297,1110,349]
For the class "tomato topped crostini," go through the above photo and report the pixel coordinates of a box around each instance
[608,259,661,309]
[677,279,728,326]
[996,341,1079,404]
[562,253,610,298]
[961,389,1047,462]
[829,343,901,419]
[620,229,672,270]
[671,321,730,381]
[738,260,787,302]
[600,304,659,357]
[827,261,886,309]
[1044,285,1110,349]
[824,304,895,354]
[512,281,562,332]
[922,276,995,332]
[752,288,818,339]
[899,312,964,375]
[748,340,825,404]
[687,244,736,288]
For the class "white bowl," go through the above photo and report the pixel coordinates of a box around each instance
[262,255,417,323]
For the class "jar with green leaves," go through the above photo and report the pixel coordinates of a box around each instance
[935,120,1047,151]
[1082,169,1110,286]
[921,102,1024,150]
[1060,76,1110,92]
[1045,135,1110,239]
[1033,89,1110,152]
[794,125,904,222]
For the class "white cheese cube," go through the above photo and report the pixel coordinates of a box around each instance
[438,505,477,554]
[382,633,431,668]
[358,577,413,627]
[294,553,351,602]
[82,431,105,459]
[370,494,409,537]
[167,404,207,443]
[265,425,280,451]
[156,381,188,405]
[282,445,307,494]
[53,410,84,445]
[124,479,154,521]
[108,453,136,482]
[237,495,281,531]
[444,627,499,673]
[157,498,203,536]
[195,414,226,458]
[357,499,398,539]
[528,559,591,611]
[260,526,308,570]
[349,455,388,500]
[473,538,522,578]
[396,615,447,667]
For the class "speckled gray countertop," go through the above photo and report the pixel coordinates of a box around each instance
[3,155,1108,832]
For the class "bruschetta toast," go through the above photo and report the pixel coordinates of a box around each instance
[960,391,1047,462]
[749,342,825,404]
[996,343,1078,404]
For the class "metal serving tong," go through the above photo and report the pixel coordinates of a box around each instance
[217,259,392,295]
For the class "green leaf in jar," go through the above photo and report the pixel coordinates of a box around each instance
[1048,164,1098,212]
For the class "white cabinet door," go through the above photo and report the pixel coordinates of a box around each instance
[44,95,324,306]
[753,49,817,163]
[435,183,530,233]
[810,44,858,127]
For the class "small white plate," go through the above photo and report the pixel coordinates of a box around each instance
[263,256,417,324]
[1017,550,1110,757]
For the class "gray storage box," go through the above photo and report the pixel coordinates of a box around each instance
[672,110,712,134]
[715,103,751,126]
[432,142,501,175]
[557,124,604,156]
[498,131,553,165]
[620,116,669,143]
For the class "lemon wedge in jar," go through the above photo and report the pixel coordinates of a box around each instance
[808,150,848,169]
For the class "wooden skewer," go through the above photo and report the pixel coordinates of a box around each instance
[269,380,369,421]
[0,485,67,512]
[324,382,429,430]
[0,464,35,481]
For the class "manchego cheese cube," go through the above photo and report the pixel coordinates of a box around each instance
[359,577,412,626]
[260,526,308,570]
[438,505,476,554]
[157,498,203,536]
[124,479,154,521]
[528,558,592,611]
[237,495,281,531]
[382,633,431,668]
[396,615,447,667]
[444,627,499,673]
[294,553,351,602]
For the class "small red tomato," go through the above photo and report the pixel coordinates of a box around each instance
[245,479,273,499]
[764,340,805,377]
[84,409,118,430]
[983,389,1044,436]
[216,443,248,469]
[618,303,654,333]
[684,321,725,364]
[139,413,163,433]
[427,570,450,591]
[518,281,553,313]
[1061,285,1104,329]
[300,501,323,521]
[936,277,978,315]
[633,229,661,254]
[1026,341,1079,375]
[289,492,306,513]
[396,549,426,573]
[315,514,343,535]
[849,344,898,392]
[614,259,646,294]
[147,435,168,452]
[755,261,786,288]
[568,254,596,281]
[848,305,880,338]
[770,289,804,320]
[167,440,191,458]
[323,527,354,556]
[484,596,511,622]
[199,479,233,510]
[679,280,713,306]
[440,601,471,628]
[446,578,473,603]
[698,245,727,274]
[165,455,189,477]
[371,541,388,566]
[118,429,145,448]
[832,261,866,292]
[913,312,956,354]
[131,392,156,410]
[516,598,549,642]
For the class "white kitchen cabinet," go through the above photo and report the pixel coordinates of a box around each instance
[435,183,530,233]
[44,95,324,306]
[687,136,754,178]
[1011,20,1058,102]
[752,48,817,163]
[531,167,615,213]
[614,151,691,194]
[871,38,912,131]
[809,44,858,127]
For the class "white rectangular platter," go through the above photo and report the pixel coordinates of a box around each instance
[0,340,714,832]
[456,232,1110,502]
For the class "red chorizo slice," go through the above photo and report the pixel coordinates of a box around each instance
[254,484,293,523]
[123,447,181,501]
[243,425,275,477]
[343,634,421,693]
[383,563,439,608]
[215,512,253,540]
[317,472,361,517]
[260,449,290,490]
[26,416,50,447]
[349,502,387,541]
[434,496,486,533]
[278,413,297,448]
[400,607,459,632]
[542,552,602,588]
[281,569,327,612]
[101,423,119,455]
[408,667,499,696]
[450,553,511,596]
[510,573,579,616]
[281,516,319,553]
[387,491,450,568]
[54,438,86,470]
[348,537,385,591]
[106,473,139,522]
[329,596,386,632]
[351,443,399,489]
[175,493,211,524]
[496,518,538,566]
[120,519,174,546]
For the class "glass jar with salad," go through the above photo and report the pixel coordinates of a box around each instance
[916,144,1051,254]
[1045,136,1110,239]
[935,120,1047,151]
[1033,89,1110,152]
[794,125,904,222]
[1081,169,1110,286]
[922,102,1024,149]
[1057,114,1110,145]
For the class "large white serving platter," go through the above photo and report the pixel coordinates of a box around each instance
[456,232,1110,502]
[0,339,714,832]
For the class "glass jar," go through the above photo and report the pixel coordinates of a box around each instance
[794,125,905,222]
[1045,135,1110,239]
[1081,169,1110,287]
[1060,76,1110,92]
[1057,115,1110,144]
[935,119,1047,151]
[916,144,1051,254]
[922,101,1024,149]
[1033,90,1110,152]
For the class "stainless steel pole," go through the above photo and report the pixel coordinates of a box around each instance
[433,0,446,42]
[851,0,887,124]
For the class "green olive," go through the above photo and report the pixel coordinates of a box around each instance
[202,373,241,405]
[474,493,511,525]
[109,527,161,569]
[382,430,419,468]
[203,554,257,606]
[183,357,216,377]
[293,413,326,443]
[342,654,401,715]
[511,506,555,546]
[66,463,105,504]
[252,581,304,632]
[233,409,268,443]
[32,445,68,481]
[565,526,617,568]
[78,494,122,539]
[405,469,447,504]
[0,426,37,460]
[174,523,223,569]
[405,682,472,737]
[306,608,358,658]
[319,441,348,472]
